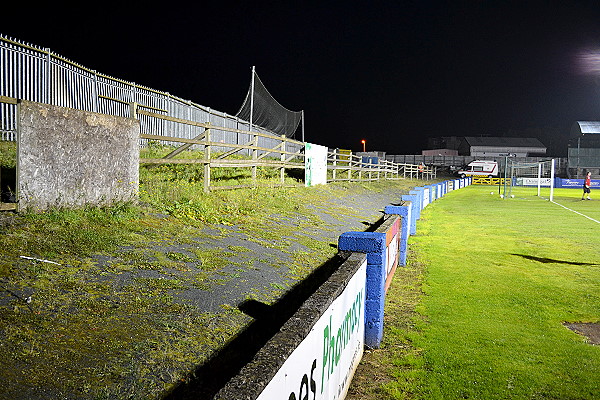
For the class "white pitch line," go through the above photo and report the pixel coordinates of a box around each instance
[550,200,600,224]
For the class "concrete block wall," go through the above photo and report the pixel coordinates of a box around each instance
[17,100,140,211]
[340,177,471,349]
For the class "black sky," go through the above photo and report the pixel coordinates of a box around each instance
[3,1,600,156]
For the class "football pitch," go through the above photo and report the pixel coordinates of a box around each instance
[383,185,599,399]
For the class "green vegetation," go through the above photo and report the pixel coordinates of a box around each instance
[0,140,16,168]
[139,140,302,195]
[0,156,418,399]
[349,185,600,399]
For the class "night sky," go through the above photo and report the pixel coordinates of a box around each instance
[3,1,600,156]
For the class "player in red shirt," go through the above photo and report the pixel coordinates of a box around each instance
[582,171,592,200]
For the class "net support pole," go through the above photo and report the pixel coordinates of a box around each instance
[301,110,305,142]
[249,66,255,133]
[550,159,555,202]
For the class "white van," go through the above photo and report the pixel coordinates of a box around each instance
[457,160,498,178]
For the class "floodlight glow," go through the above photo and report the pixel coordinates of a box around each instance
[577,49,600,75]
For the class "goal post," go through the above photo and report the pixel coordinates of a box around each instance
[507,159,555,199]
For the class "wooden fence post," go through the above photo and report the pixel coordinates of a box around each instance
[348,152,352,181]
[203,125,211,193]
[280,134,286,184]
[252,130,258,181]
[129,102,138,119]
[358,156,363,182]
[332,149,337,182]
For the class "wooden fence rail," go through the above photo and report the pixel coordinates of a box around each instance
[1,97,437,195]
[138,106,437,191]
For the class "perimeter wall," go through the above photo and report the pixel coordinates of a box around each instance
[212,178,472,400]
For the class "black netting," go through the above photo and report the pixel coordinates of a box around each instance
[236,69,303,138]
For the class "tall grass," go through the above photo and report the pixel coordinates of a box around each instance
[357,185,600,399]
[0,141,16,169]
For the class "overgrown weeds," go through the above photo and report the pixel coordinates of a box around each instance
[0,156,417,399]
[0,140,16,168]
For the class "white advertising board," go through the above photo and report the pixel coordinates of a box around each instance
[256,259,367,400]
[386,233,399,277]
[305,143,328,186]
[519,178,552,187]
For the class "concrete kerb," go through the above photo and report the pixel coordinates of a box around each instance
[213,252,366,400]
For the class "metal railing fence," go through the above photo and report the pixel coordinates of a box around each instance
[1,35,436,196]
[0,34,296,154]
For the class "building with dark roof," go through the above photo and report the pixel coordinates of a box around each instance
[459,137,546,157]
[569,121,600,177]
[427,136,547,157]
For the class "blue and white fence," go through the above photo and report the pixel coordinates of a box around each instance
[216,177,472,399]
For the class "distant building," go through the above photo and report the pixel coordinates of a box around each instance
[569,121,600,177]
[426,136,547,157]
[460,137,547,157]
[427,136,463,152]
[421,149,458,156]
[356,151,386,158]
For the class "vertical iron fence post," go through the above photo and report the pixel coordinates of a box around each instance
[44,48,51,105]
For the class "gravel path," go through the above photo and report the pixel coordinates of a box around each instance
[170,184,407,314]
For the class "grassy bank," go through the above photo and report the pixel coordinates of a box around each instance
[0,163,418,399]
[349,185,600,399]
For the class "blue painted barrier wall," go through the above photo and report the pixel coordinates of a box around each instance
[216,177,473,399]
[338,215,401,348]
[340,177,472,349]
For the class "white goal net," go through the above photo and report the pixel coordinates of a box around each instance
[508,159,556,200]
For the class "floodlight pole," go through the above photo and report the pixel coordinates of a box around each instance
[576,136,580,178]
